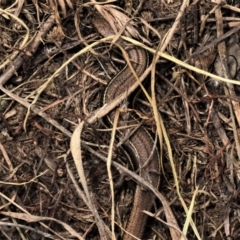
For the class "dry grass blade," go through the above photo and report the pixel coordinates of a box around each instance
[0,211,83,239]
[150,0,201,238]
[70,122,110,240]
[182,187,199,236]
[121,36,240,85]
[106,109,120,240]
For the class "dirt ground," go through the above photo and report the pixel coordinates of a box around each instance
[1,0,240,239]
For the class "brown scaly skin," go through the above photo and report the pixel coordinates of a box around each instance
[93,17,160,240]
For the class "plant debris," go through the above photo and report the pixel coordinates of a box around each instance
[1,0,240,239]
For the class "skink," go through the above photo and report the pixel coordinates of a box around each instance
[92,17,160,240]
